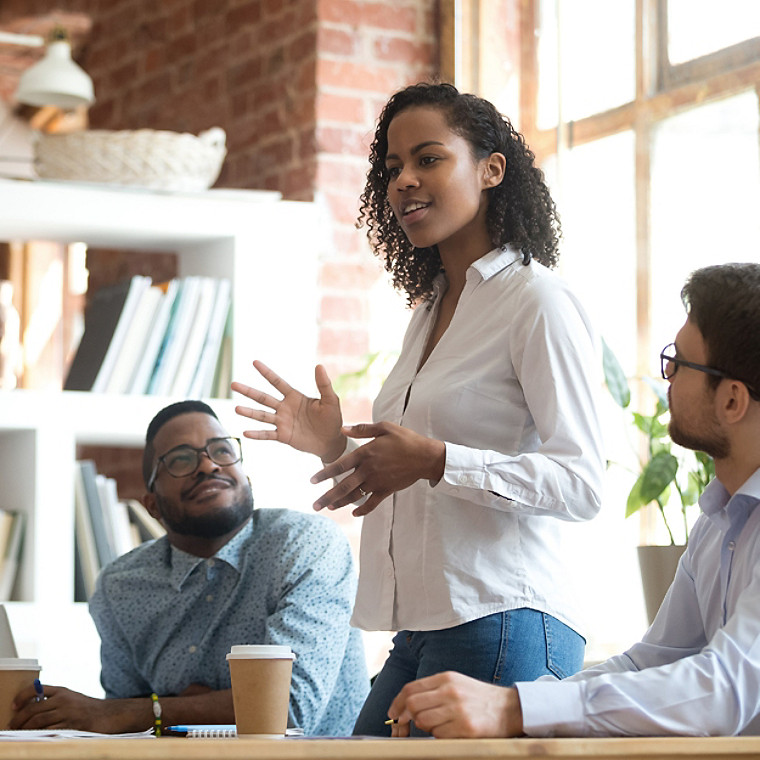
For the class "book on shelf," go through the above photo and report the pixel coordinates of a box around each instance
[73,469,99,600]
[103,284,164,394]
[188,278,232,398]
[91,276,152,393]
[64,279,135,391]
[170,277,219,396]
[127,279,180,395]
[0,511,24,602]
[96,474,134,559]
[209,308,233,399]
[124,500,165,543]
[77,460,117,575]
[147,276,203,396]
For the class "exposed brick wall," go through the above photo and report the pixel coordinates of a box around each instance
[0,0,320,199]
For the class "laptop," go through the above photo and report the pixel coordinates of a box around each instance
[0,604,18,658]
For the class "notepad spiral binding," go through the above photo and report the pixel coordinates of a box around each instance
[186,726,237,738]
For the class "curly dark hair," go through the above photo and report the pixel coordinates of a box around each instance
[357,82,561,305]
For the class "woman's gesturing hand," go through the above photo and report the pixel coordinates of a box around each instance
[232,361,347,463]
[310,421,446,516]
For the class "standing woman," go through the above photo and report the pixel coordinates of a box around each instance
[232,82,604,736]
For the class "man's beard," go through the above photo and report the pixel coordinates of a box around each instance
[157,483,254,538]
[669,417,730,460]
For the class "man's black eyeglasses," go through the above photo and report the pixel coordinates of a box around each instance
[148,437,242,491]
[660,343,760,401]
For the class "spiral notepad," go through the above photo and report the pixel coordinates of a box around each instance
[165,725,304,738]
[165,725,236,738]
[188,726,236,738]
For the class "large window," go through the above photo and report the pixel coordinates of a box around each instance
[445,0,760,655]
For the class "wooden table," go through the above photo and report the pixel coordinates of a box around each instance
[0,736,760,760]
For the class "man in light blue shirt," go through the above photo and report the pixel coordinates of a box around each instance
[12,400,368,735]
[387,262,760,737]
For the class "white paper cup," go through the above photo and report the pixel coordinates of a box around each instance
[0,658,41,729]
[226,645,295,736]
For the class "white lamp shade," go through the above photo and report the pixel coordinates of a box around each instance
[16,39,94,109]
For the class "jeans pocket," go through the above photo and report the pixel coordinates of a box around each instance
[543,613,585,680]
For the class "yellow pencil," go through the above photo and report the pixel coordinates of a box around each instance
[384,718,398,725]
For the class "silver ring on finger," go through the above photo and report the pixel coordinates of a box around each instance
[358,487,367,498]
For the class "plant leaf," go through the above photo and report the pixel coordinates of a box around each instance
[602,338,630,409]
[626,475,645,518]
[639,450,679,505]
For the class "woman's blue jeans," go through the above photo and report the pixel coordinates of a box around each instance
[352,608,585,736]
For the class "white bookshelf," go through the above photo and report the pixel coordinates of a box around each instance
[0,178,327,695]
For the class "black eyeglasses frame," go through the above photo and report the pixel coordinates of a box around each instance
[660,343,760,401]
[147,436,243,492]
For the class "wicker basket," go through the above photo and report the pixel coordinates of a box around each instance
[34,127,227,192]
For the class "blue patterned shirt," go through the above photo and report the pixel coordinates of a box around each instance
[89,508,369,736]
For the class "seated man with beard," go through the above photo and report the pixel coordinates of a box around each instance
[11,400,368,736]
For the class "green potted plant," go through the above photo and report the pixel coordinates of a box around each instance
[603,339,715,622]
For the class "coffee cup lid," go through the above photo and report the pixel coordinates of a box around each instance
[0,658,40,670]
[226,645,296,660]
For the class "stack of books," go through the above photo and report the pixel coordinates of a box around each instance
[74,460,166,601]
[64,275,232,398]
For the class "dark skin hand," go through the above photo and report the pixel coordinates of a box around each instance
[10,682,232,733]
[310,421,445,516]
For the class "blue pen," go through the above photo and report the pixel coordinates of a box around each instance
[33,678,43,702]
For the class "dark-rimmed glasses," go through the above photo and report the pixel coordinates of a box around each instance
[148,437,242,491]
[660,343,760,401]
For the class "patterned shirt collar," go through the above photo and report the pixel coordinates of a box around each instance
[167,516,253,590]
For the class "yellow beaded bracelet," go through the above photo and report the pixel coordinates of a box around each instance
[151,692,162,736]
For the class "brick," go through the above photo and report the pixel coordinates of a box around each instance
[144,47,168,74]
[137,72,173,105]
[315,158,366,192]
[373,34,434,64]
[108,60,139,90]
[317,0,363,26]
[360,2,418,33]
[227,57,264,91]
[262,0,285,15]
[317,26,357,57]
[317,59,399,94]
[315,125,372,156]
[226,2,263,32]
[315,91,366,124]
[319,262,379,290]
[168,31,198,62]
[320,295,367,322]
[287,29,318,64]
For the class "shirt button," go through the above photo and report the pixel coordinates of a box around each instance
[206,594,214,602]
[728,541,736,551]
[458,475,470,485]
[207,559,215,567]
[188,645,197,654]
